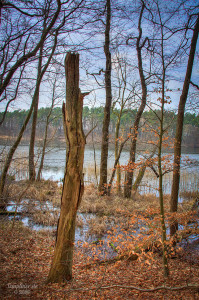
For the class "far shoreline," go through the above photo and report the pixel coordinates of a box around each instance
[0,136,199,155]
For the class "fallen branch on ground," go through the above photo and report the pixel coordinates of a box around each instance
[49,283,199,294]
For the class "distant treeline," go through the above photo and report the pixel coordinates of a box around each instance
[0,106,199,148]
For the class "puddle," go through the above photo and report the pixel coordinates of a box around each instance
[7,199,58,213]
[4,199,97,243]
[9,216,57,232]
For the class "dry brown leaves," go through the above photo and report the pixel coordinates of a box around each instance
[0,220,198,300]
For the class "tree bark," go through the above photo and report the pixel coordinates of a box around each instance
[47,52,86,283]
[170,15,199,236]
[98,0,112,194]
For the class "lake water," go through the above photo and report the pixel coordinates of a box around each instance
[1,144,198,256]
[0,144,199,195]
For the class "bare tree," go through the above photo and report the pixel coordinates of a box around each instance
[112,54,136,193]
[98,0,112,194]
[107,53,136,195]
[0,0,61,100]
[170,14,199,236]
[28,12,60,181]
[155,4,170,276]
[0,27,58,209]
[124,1,148,198]
[29,43,45,181]
[37,76,59,181]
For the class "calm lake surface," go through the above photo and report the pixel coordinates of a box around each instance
[1,144,199,194]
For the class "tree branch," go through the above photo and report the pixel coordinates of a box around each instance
[190,81,199,90]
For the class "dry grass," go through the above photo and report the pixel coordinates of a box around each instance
[32,210,59,227]
[87,216,108,237]
[7,180,61,206]
[178,190,199,213]
[179,190,199,200]
[82,160,199,196]
[5,180,198,241]
[6,180,197,218]
[80,185,171,216]
[80,185,198,239]
[7,178,198,209]
[0,150,29,181]
[76,214,85,228]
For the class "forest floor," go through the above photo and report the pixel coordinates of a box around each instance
[0,181,199,299]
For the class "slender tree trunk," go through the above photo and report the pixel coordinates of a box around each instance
[91,114,98,186]
[107,135,129,195]
[132,164,146,192]
[170,15,199,236]
[37,80,56,181]
[107,110,127,196]
[132,148,156,192]
[124,3,147,198]
[153,8,170,276]
[47,53,87,283]
[158,71,169,278]
[0,103,34,211]
[36,117,48,181]
[99,0,112,194]
[109,69,128,195]
[28,29,59,181]
[158,143,169,277]
[29,46,43,181]
[115,117,121,193]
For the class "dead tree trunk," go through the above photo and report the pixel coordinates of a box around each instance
[170,15,199,237]
[47,52,87,283]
